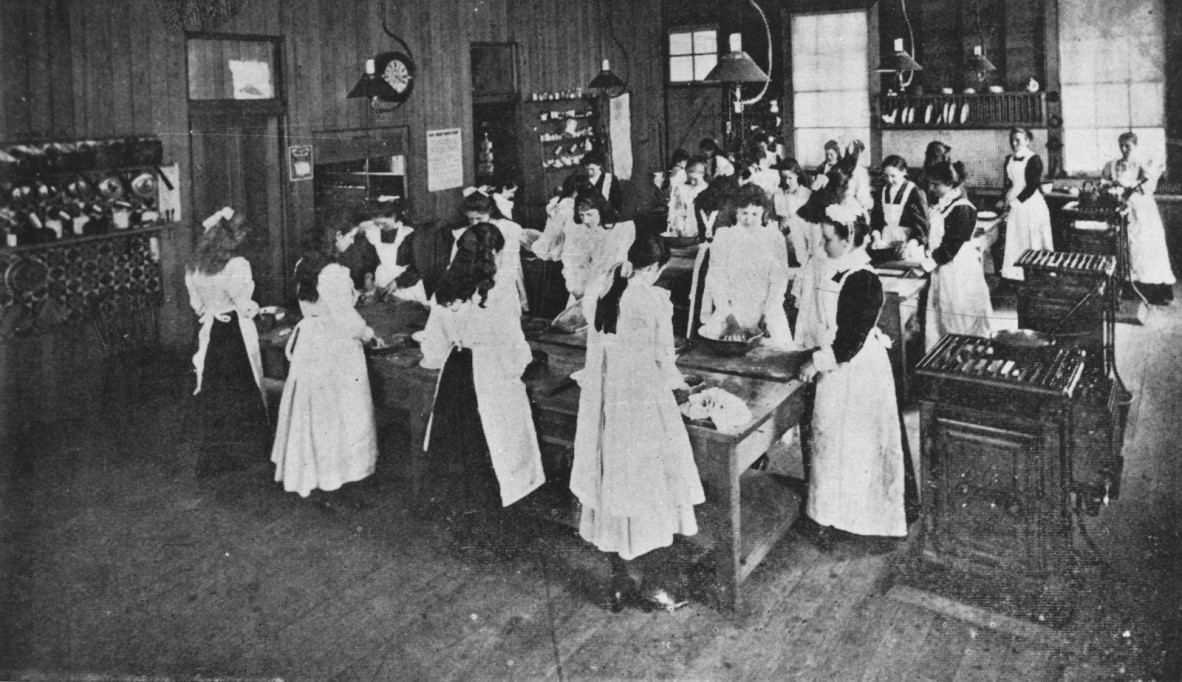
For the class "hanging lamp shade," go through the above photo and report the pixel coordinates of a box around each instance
[967,46,996,74]
[348,59,399,100]
[588,59,626,90]
[877,38,923,72]
[705,34,769,83]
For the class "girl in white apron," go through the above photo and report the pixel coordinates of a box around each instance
[1000,127,1054,281]
[419,223,546,550]
[271,256,379,499]
[922,161,994,351]
[1102,132,1176,306]
[871,155,929,246]
[572,233,704,612]
[185,208,268,478]
[797,202,913,544]
[666,156,709,238]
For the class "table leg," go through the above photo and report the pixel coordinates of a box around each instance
[692,439,741,611]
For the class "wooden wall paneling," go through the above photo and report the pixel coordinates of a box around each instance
[917,0,961,93]
[89,2,115,137]
[2,1,31,140]
[109,1,133,135]
[23,3,52,140]
[129,3,153,135]
[1004,0,1041,90]
[43,1,74,139]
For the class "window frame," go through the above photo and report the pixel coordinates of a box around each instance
[665,25,721,87]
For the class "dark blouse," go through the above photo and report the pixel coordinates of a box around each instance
[337,234,380,292]
[563,171,623,213]
[394,223,456,300]
[870,181,930,243]
[830,268,884,365]
[930,202,978,267]
[1003,153,1045,203]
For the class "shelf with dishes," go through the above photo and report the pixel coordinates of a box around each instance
[877,91,1047,129]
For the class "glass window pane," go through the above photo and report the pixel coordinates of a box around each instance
[669,56,694,82]
[694,54,717,81]
[693,30,717,56]
[669,32,693,56]
[1129,81,1165,127]
[1061,84,1097,128]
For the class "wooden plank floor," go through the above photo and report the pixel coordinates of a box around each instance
[1,289,1179,681]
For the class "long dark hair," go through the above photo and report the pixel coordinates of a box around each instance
[594,233,671,335]
[573,191,619,226]
[775,157,809,190]
[928,159,968,188]
[295,250,331,303]
[435,222,504,308]
[189,212,250,276]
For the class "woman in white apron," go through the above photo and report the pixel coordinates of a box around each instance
[1000,127,1053,281]
[922,161,993,351]
[666,156,709,238]
[1102,132,1176,306]
[185,207,269,478]
[572,234,703,612]
[797,203,911,543]
[871,155,929,246]
[419,224,545,547]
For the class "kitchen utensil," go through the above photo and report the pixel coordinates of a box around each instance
[131,172,157,200]
[698,330,764,357]
[98,175,124,200]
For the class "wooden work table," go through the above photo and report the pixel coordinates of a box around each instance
[260,299,812,611]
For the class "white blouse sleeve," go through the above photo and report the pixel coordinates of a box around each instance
[184,271,205,316]
[418,303,451,370]
[224,257,259,318]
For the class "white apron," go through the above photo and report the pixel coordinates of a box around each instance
[880,182,915,244]
[420,295,545,507]
[1107,160,1176,285]
[925,196,994,351]
[807,266,907,537]
[1001,154,1054,280]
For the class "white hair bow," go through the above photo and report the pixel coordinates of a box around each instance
[462,186,492,198]
[824,203,859,227]
[202,206,235,231]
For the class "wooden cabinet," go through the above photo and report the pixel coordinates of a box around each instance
[516,96,602,230]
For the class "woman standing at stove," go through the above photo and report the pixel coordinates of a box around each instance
[999,127,1054,282]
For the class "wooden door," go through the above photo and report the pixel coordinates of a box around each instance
[189,110,287,306]
[665,87,725,160]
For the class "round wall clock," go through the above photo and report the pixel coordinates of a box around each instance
[375,52,415,101]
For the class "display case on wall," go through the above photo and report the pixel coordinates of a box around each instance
[311,127,409,210]
[517,95,603,229]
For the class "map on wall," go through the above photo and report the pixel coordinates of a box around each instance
[427,128,464,192]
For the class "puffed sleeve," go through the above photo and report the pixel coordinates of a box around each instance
[184,271,204,316]
[812,269,882,370]
[224,257,259,318]
[531,199,569,261]
[902,185,930,242]
[1018,154,1044,203]
[762,229,790,313]
[653,292,685,390]
[319,264,372,341]
[930,204,978,266]
[1002,156,1013,194]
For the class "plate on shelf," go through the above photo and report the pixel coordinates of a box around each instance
[960,102,970,124]
[924,104,933,125]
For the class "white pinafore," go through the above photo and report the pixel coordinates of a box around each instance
[880,182,916,244]
[925,195,994,351]
[1001,154,1054,280]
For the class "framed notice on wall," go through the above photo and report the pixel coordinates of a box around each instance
[427,128,464,192]
[288,145,313,181]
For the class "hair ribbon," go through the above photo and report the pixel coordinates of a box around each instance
[202,206,235,231]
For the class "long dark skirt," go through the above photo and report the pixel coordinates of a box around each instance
[425,347,502,514]
[191,314,269,477]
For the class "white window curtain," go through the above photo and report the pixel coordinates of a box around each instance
[1059,0,1166,174]
[791,11,870,166]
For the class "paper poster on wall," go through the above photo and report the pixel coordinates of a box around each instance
[427,128,464,192]
[288,145,313,181]
[228,60,274,99]
[609,93,633,181]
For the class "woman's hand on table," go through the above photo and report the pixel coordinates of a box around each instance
[797,359,819,383]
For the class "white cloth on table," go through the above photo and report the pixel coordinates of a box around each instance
[271,264,378,497]
[679,387,752,433]
[185,256,263,397]
[419,281,544,507]
[1104,158,1176,285]
[925,196,993,351]
[1001,154,1054,280]
[807,265,906,538]
[699,223,795,349]
[571,276,704,561]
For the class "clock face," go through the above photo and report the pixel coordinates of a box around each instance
[383,59,411,93]
[375,52,415,101]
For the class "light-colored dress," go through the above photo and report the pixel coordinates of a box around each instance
[571,275,705,560]
[419,284,545,507]
[271,264,378,497]
[774,186,817,269]
[1103,158,1176,285]
[667,181,707,238]
[1001,153,1054,280]
[850,163,874,213]
[562,221,636,303]
[807,264,907,537]
[700,222,794,349]
[925,193,993,351]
